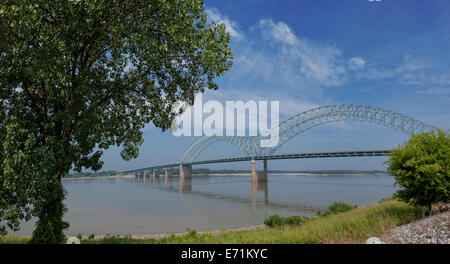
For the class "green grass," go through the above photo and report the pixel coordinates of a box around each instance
[0,199,425,244]
[0,236,30,244]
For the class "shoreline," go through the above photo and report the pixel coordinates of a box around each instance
[62,174,135,181]
[89,224,267,241]
[8,224,267,241]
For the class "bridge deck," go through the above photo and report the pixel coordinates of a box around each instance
[124,150,390,173]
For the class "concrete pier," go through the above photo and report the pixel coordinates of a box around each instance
[251,160,268,183]
[153,170,160,179]
[164,168,172,179]
[180,164,192,179]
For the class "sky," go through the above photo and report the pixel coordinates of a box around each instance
[100,0,450,172]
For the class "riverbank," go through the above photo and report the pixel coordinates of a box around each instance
[380,205,449,244]
[0,199,428,244]
[87,199,424,244]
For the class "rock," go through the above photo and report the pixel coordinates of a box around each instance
[365,237,385,244]
[383,209,449,244]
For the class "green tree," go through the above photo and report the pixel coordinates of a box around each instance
[385,129,450,214]
[0,0,233,243]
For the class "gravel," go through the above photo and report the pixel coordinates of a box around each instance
[373,209,449,244]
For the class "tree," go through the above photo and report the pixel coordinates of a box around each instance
[385,129,449,214]
[0,0,233,243]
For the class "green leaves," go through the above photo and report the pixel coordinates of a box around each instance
[385,129,450,211]
[0,0,233,241]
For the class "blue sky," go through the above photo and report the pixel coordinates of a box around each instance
[100,0,450,172]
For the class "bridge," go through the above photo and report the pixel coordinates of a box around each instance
[124,104,435,184]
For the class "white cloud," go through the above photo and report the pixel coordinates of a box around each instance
[240,18,349,88]
[357,56,430,82]
[206,8,243,40]
[415,87,450,95]
[203,88,321,119]
[348,57,366,71]
[399,72,450,86]
[258,19,297,45]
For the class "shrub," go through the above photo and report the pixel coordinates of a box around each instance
[318,202,357,216]
[186,229,197,238]
[88,234,95,241]
[264,215,309,227]
[385,129,450,214]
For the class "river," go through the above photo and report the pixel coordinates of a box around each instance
[10,173,398,236]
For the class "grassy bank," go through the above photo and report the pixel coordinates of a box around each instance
[0,199,425,244]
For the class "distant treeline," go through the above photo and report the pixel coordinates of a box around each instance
[65,170,118,178]
[192,168,388,175]
[288,170,388,175]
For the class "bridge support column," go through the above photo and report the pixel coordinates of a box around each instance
[145,171,151,179]
[251,160,256,182]
[153,170,160,179]
[180,164,192,179]
[251,160,268,183]
[164,168,172,179]
[251,160,268,203]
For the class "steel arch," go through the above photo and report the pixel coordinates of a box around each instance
[180,104,435,162]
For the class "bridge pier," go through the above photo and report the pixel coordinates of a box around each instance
[180,164,192,179]
[251,160,268,183]
[145,171,151,179]
[153,170,160,179]
[164,168,172,179]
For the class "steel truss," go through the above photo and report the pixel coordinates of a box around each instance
[181,104,435,162]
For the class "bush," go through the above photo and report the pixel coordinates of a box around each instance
[318,202,357,216]
[385,129,449,214]
[264,215,309,227]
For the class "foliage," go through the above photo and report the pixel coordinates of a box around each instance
[264,215,309,227]
[385,129,450,212]
[0,0,233,243]
[186,229,197,238]
[317,202,357,217]
[88,233,95,241]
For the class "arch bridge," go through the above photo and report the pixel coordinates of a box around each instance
[126,104,435,183]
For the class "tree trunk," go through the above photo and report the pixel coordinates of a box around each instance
[426,204,433,216]
[29,180,69,244]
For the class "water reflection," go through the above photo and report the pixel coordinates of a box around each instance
[139,175,311,212]
[136,174,396,214]
[179,177,192,193]
[137,174,193,193]
[252,180,268,203]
